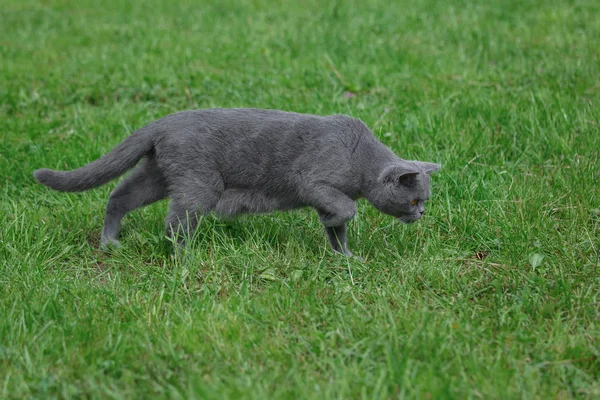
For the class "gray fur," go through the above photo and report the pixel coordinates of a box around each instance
[33,108,440,256]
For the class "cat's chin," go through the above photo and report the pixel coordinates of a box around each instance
[397,216,420,224]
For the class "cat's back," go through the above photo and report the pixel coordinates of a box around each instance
[151,108,377,196]
[206,108,371,152]
[153,108,375,166]
[153,107,370,137]
[195,108,330,136]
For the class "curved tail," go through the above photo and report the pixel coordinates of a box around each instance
[33,128,154,192]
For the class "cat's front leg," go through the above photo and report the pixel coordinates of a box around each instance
[306,186,356,227]
[304,185,357,256]
[323,224,353,257]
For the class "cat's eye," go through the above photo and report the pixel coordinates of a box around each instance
[411,199,418,206]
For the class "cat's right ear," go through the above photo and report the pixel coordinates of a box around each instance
[379,164,419,186]
[412,161,441,174]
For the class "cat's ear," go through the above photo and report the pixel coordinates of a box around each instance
[412,161,441,174]
[379,164,420,186]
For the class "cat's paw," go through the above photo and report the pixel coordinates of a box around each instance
[334,248,364,262]
[346,251,364,262]
[353,255,365,262]
[100,238,120,251]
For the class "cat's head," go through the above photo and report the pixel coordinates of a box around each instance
[370,160,440,224]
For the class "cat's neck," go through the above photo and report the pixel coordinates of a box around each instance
[357,137,398,201]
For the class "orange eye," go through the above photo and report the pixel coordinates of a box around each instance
[411,199,418,206]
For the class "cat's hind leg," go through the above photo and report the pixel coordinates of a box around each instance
[101,156,168,249]
[165,179,223,252]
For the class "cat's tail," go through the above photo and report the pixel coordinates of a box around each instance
[33,127,154,192]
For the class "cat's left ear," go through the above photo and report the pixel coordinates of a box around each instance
[412,161,441,175]
[379,163,420,186]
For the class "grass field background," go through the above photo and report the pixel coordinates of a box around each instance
[1,0,599,398]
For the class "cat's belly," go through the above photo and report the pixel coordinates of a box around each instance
[214,189,301,217]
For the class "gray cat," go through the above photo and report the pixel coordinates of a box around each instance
[34,108,440,257]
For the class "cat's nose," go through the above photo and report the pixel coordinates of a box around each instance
[419,210,425,215]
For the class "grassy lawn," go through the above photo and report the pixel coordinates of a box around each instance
[1,0,599,398]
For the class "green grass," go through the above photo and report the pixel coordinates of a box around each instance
[1,0,599,398]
